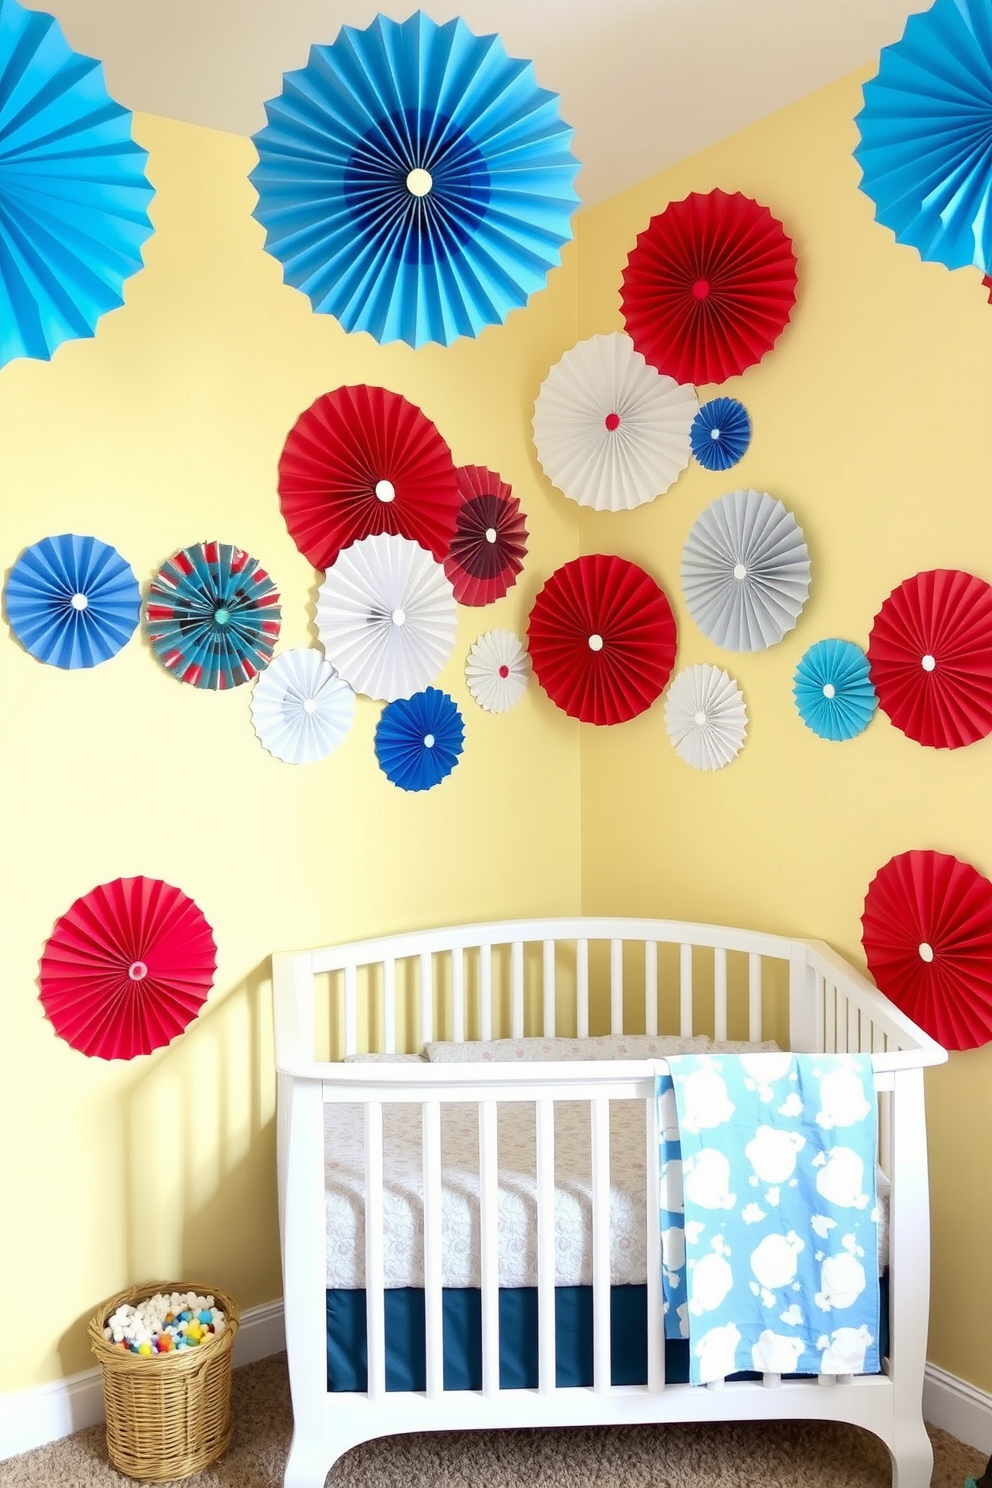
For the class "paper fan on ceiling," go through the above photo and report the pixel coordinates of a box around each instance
[0,0,154,368]
[690,398,751,472]
[250,646,355,765]
[444,466,529,606]
[527,554,677,726]
[531,332,698,511]
[681,488,811,652]
[794,639,877,742]
[867,569,992,749]
[375,687,464,791]
[277,385,460,571]
[862,850,992,1051]
[315,533,457,702]
[249,10,580,349]
[664,663,747,771]
[620,190,798,386]
[38,877,216,1060]
[146,542,282,690]
[854,0,992,276]
[466,629,530,713]
[4,534,139,668]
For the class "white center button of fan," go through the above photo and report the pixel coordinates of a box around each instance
[423,734,435,748]
[918,942,934,962]
[391,608,406,626]
[823,683,836,699]
[588,634,604,651]
[922,653,936,671]
[485,528,498,543]
[407,168,433,197]
[733,563,748,581]
[303,699,317,714]
[70,592,88,611]
[694,710,707,726]
[375,480,395,503]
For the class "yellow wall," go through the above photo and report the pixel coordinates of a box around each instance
[576,71,992,1391]
[0,113,582,1391]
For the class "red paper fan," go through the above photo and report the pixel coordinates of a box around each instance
[443,465,529,606]
[277,385,460,570]
[862,850,992,1051]
[867,569,992,749]
[620,189,798,386]
[527,554,677,725]
[39,877,217,1060]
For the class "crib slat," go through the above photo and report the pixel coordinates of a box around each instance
[420,952,434,1046]
[451,948,465,1043]
[680,944,693,1035]
[536,1098,556,1393]
[748,953,762,1042]
[480,944,492,1042]
[577,940,589,1038]
[423,1100,443,1398]
[610,940,623,1034]
[714,948,727,1042]
[344,964,357,1057]
[644,942,658,1037]
[591,1098,611,1392]
[383,960,396,1054]
[511,942,524,1039]
[364,1102,385,1399]
[814,972,825,1052]
[479,1100,500,1396]
[645,1081,665,1392]
[543,940,556,1037]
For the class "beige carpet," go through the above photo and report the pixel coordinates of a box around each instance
[0,1352,985,1487]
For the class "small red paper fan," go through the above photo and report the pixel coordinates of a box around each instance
[444,465,529,606]
[39,877,217,1060]
[867,569,992,749]
[620,189,798,386]
[862,850,992,1051]
[527,554,677,725]
[278,385,460,570]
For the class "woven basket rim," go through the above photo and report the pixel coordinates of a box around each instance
[88,1280,240,1365]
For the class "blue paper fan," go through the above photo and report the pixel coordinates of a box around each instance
[855,0,992,274]
[690,398,751,472]
[249,11,580,348]
[0,0,155,368]
[146,541,282,691]
[794,639,878,741]
[4,533,139,668]
[375,687,464,791]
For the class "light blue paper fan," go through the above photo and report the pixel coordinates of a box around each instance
[0,0,155,367]
[4,533,140,667]
[855,0,992,274]
[794,639,878,741]
[249,11,580,348]
[690,398,751,471]
[375,687,464,791]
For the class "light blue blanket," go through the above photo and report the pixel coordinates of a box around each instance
[657,1053,881,1385]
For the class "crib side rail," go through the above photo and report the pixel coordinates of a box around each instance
[796,940,946,1069]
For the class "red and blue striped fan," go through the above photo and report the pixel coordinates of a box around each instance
[146,541,281,690]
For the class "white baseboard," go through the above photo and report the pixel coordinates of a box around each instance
[0,1297,286,1463]
[924,1363,992,1456]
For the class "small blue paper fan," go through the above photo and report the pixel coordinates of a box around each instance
[690,398,751,471]
[375,688,464,791]
[4,534,140,668]
[794,639,877,741]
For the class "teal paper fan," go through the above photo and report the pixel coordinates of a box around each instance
[794,639,877,741]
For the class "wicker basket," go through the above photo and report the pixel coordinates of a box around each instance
[88,1280,239,1482]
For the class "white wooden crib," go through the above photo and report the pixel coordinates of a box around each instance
[271,917,947,1488]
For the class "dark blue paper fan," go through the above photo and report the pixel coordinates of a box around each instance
[375,687,464,791]
[690,398,751,471]
[4,533,139,668]
[249,10,580,348]
[794,639,878,742]
[0,0,155,367]
[855,0,992,274]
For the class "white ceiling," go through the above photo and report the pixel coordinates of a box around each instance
[30,0,929,207]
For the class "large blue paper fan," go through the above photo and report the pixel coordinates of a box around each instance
[4,533,140,668]
[249,10,581,348]
[855,0,992,274]
[0,0,155,368]
[375,687,464,791]
[794,639,878,742]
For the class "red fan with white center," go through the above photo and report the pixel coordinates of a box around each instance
[444,465,529,606]
[527,554,677,725]
[39,877,217,1060]
[862,850,992,1051]
[277,385,460,570]
[867,569,992,749]
[620,189,798,386]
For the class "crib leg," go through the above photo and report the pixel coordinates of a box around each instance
[888,1421,934,1488]
[283,1427,331,1488]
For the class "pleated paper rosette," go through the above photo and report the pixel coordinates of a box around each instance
[466,630,530,713]
[375,688,464,791]
[146,542,282,690]
[250,647,356,765]
[316,533,457,703]
[794,639,877,742]
[250,11,580,348]
[531,333,698,511]
[278,385,460,570]
[867,569,992,750]
[4,533,139,668]
[39,877,217,1060]
[690,398,751,472]
[664,663,747,771]
[681,489,811,652]
[855,0,992,275]
[527,555,677,726]
[0,0,154,367]
[862,850,992,1051]
[444,466,529,606]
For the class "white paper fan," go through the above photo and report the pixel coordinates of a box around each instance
[664,664,747,770]
[250,646,356,764]
[316,533,457,702]
[465,630,530,713]
[532,332,699,511]
[681,488,811,651]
